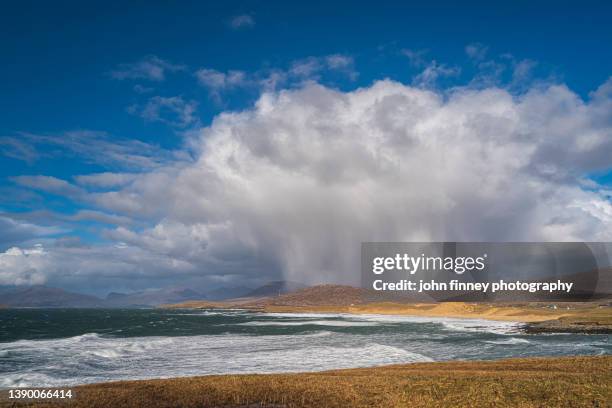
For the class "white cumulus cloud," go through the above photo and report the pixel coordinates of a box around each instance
[0,245,48,286]
[8,78,612,288]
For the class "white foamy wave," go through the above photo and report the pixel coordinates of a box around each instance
[260,312,348,319]
[586,341,612,347]
[303,330,334,337]
[1,310,606,389]
[201,310,222,315]
[0,333,434,388]
[72,333,103,342]
[82,338,176,359]
[349,315,433,323]
[0,332,178,369]
[225,343,434,374]
[87,349,122,358]
[483,337,531,345]
[173,310,224,316]
[285,343,434,368]
[441,319,521,335]
[338,314,521,335]
[1,373,59,388]
[0,332,104,349]
[263,312,523,335]
[236,320,378,327]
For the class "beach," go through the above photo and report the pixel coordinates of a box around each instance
[167,285,612,333]
[265,302,612,334]
[1,303,611,407]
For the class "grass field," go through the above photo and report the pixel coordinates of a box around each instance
[3,356,611,408]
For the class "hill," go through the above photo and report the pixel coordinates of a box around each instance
[252,284,371,307]
[0,286,103,308]
[0,286,206,308]
[104,288,204,307]
[165,284,374,309]
[243,280,307,298]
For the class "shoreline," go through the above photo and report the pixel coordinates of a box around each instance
[262,303,555,322]
[165,300,612,333]
[266,303,612,334]
[2,307,610,406]
[3,356,610,407]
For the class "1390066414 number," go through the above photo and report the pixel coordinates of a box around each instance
[8,389,73,399]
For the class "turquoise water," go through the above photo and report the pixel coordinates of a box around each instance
[0,308,610,388]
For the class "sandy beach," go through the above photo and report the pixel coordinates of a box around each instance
[265,302,612,333]
[264,302,571,322]
[166,285,612,332]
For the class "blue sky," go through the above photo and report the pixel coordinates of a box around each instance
[2,1,611,148]
[2,1,611,134]
[1,1,611,294]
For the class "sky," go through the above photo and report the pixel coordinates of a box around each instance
[0,0,611,295]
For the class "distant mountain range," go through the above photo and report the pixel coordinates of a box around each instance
[103,288,204,307]
[0,286,104,308]
[167,284,380,310]
[3,273,611,309]
[0,281,307,308]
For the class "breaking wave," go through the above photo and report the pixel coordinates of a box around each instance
[483,337,531,345]
[0,310,607,389]
[236,320,379,327]
[0,332,431,388]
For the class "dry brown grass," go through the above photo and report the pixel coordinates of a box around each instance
[3,356,611,408]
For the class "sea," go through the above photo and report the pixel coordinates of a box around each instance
[1,308,610,388]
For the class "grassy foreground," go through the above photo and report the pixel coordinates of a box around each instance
[3,356,611,408]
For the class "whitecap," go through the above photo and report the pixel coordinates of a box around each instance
[303,330,334,337]
[441,319,521,335]
[260,312,348,319]
[483,337,530,345]
[235,320,379,327]
[0,373,58,388]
